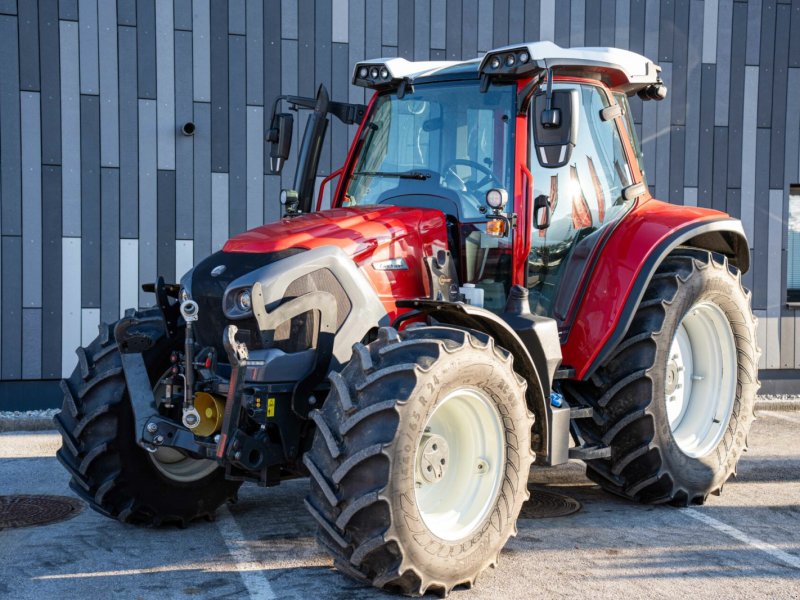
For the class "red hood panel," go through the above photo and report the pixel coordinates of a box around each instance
[223,205,447,260]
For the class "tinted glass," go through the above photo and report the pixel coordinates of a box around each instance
[528,83,635,317]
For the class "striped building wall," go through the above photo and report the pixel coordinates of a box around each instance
[0,0,798,403]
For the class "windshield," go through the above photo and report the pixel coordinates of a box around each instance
[343,82,516,221]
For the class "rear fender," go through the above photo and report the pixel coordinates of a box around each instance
[562,201,750,379]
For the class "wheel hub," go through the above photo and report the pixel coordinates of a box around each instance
[417,433,449,484]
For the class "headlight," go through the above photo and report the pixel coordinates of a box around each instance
[236,289,252,312]
[486,188,508,210]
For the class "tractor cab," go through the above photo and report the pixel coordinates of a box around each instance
[269,42,667,319]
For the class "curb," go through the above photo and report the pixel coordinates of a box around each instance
[0,411,58,433]
[1,399,799,433]
[755,400,800,413]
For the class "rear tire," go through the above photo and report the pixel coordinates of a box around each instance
[563,250,759,505]
[54,310,241,526]
[304,326,533,596]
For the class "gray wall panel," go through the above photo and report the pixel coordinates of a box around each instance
[614,0,629,48]
[78,0,99,95]
[477,0,491,53]
[726,0,747,189]
[746,0,762,65]
[157,170,176,283]
[524,0,540,43]
[41,166,62,379]
[100,168,119,324]
[98,0,119,167]
[156,0,175,170]
[18,0,40,91]
[193,102,212,262]
[332,0,348,43]
[431,0,446,49]
[0,15,21,235]
[175,30,194,239]
[117,0,135,25]
[554,0,570,46]
[570,0,585,47]
[137,0,156,99]
[493,0,509,47]
[714,0,732,127]
[670,0,688,126]
[752,127,771,309]
[193,0,211,101]
[299,0,315,97]
[59,20,80,237]
[228,34,247,237]
[382,0,397,46]
[711,126,728,213]
[138,99,158,308]
[175,0,192,30]
[229,0,246,35]
[790,0,800,67]
[246,0,264,106]
[654,62,672,201]
[39,0,61,166]
[2,237,22,379]
[397,0,413,58]
[769,2,791,189]
[697,64,716,208]
[585,0,600,46]
[757,0,776,128]
[210,0,228,172]
[462,0,478,57]
[118,24,139,238]
[682,0,702,187]
[80,94,101,308]
[315,0,332,175]
[414,0,430,60]
[282,0,298,39]
[600,0,616,48]
[784,69,800,188]
[59,0,77,20]
[22,309,42,379]
[21,92,42,308]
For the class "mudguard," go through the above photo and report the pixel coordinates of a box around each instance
[561,199,750,379]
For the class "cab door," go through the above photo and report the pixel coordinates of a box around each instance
[527,81,639,319]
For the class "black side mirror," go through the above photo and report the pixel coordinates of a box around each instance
[532,88,579,168]
[267,112,294,174]
[533,194,551,230]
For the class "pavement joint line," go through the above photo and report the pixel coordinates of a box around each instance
[758,410,800,424]
[682,507,800,571]
[215,504,277,599]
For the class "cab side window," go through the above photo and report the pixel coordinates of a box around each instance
[528,83,636,317]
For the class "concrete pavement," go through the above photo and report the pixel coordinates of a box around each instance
[0,411,798,599]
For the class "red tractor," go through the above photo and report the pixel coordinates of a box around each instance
[56,42,758,595]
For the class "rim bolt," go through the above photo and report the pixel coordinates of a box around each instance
[146,422,158,434]
[153,434,164,445]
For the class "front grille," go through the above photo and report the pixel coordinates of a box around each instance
[191,248,305,359]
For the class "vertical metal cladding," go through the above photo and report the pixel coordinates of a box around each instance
[0,0,797,395]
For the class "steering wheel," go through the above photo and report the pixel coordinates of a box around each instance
[443,159,502,193]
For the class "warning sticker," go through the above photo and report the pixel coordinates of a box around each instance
[267,397,276,418]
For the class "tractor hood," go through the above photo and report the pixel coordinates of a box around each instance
[222,205,448,262]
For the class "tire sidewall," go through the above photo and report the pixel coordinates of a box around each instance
[384,344,529,580]
[650,259,756,491]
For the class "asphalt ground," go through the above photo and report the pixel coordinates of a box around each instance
[0,410,798,599]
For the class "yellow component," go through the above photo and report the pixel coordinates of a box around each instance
[267,397,276,418]
[192,392,225,437]
[486,217,507,237]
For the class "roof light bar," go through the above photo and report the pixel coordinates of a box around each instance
[352,57,458,90]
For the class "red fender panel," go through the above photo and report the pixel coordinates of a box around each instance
[561,198,749,379]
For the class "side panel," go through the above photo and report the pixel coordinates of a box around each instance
[562,198,749,379]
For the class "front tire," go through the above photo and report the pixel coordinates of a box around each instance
[304,326,533,596]
[564,250,759,505]
[54,310,241,526]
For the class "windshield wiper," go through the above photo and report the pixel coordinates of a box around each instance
[352,170,431,180]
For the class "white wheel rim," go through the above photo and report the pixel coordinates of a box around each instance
[414,387,505,541]
[666,301,737,458]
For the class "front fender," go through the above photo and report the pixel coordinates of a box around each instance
[562,199,750,379]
